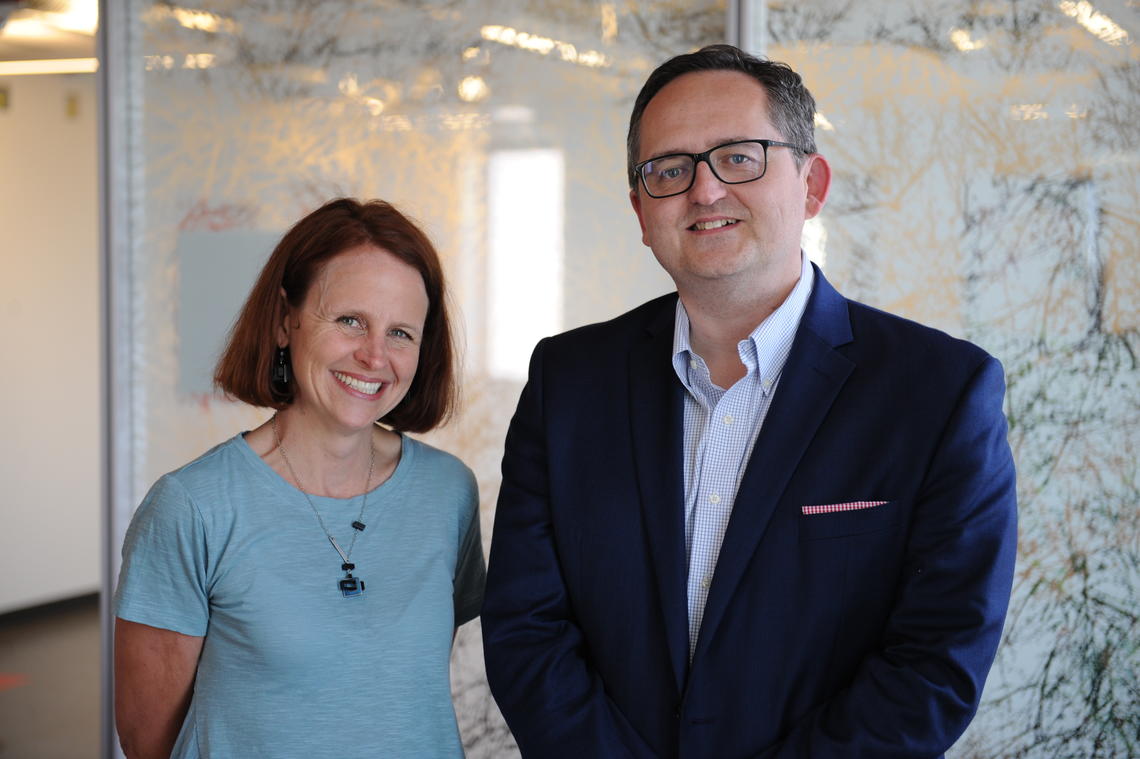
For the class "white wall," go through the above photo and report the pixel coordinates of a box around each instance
[0,72,100,613]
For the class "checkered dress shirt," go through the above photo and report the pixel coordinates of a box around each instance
[671,254,814,659]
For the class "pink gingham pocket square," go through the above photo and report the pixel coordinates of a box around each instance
[801,500,889,515]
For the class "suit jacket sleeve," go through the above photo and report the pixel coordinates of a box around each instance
[482,338,657,759]
[760,354,1018,758]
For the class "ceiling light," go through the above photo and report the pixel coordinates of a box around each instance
[142,5,237,34]
[458,75,489,102]
[480,25,609,68]
[1,1,98,38]
[814,112,835,131]
[2,17,61,40]
[1010,104,1049,120]
[949,28,986,51]
[0,58,98,75]
[1058,1,1130,45]
[601,4,618,42]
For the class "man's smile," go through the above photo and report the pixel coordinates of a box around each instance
[688,218,740,231]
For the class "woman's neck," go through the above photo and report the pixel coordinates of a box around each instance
[249,409,396,498]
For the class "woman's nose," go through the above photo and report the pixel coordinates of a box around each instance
[355,334,389,369]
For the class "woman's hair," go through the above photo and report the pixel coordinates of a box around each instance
[213,197,457,432]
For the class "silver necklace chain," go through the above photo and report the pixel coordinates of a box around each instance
[271,413,375,572]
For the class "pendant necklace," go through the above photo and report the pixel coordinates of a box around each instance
[272,413,375,598]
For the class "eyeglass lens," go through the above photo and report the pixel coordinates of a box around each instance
[640,142,768,197]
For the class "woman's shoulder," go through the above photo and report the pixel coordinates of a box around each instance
[167,432,246,474]
[402,435,473,478]
[397,436,477,507]
[151,434,262,504]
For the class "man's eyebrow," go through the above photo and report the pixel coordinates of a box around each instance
[641,136,757,161]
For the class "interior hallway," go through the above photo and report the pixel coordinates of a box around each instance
[0,595,100,758]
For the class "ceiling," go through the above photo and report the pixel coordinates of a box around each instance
[0,0,96,61]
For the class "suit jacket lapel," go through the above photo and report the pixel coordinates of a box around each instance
[628,296,690,693]
[692,268,856,662]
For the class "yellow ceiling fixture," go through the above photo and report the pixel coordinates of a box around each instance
[141,4,237,34]
[814,112,835,131]
[1010,104,1049,121]
[1058,1,1131,46]
[600,4,618,43]
[0,57,97,75]
[480,25,610,68]
[949,28,987,51]
[457,75,489,103]
[1,0,97,38]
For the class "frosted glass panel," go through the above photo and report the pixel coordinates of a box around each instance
[764,3,1138,757]
[113,1,1138,756]
[119,2,727,755]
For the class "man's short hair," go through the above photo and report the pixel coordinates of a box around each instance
[626,44,818,189]
[213,197,457,433]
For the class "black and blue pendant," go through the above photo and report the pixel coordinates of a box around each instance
[329,534,366,598]
[338,562,365,597]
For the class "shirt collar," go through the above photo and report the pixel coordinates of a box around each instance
[671,252,815,392]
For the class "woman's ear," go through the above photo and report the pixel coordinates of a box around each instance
[276,287,290,348]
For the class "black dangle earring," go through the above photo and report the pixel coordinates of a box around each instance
[272,346,290,388]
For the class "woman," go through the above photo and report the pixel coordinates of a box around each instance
[114,198,485,758]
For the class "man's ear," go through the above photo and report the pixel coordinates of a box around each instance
[803,153,831,220]
[276,287,291,348]
[630,188,650,247]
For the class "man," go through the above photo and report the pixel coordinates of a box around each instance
[482,44,1017,759]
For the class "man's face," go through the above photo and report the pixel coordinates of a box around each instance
[630,69,828,295]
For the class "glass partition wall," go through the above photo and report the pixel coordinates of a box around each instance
[102,2,727,756]
[761,6,1138,757]
[102,1,1137,757]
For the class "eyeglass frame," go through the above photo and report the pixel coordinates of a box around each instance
[633,138,805,199]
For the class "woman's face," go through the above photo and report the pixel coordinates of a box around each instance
[279,244,429,436]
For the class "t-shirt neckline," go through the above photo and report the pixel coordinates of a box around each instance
[233,426,416,504]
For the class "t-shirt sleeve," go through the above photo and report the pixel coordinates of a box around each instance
[114,473,211,637]
[453,478,486,628]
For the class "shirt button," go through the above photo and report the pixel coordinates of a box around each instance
[690,359,698,369]
[723,414,734,425]
[709,493,720,504]
[701,575,712,589]
[762,379,773,391]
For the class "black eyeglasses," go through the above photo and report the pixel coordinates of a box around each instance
[634,139,803,198]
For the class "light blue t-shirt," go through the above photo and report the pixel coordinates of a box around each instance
[115,432,485,758]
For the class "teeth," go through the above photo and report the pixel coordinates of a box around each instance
[334,372,382,395]
[692,219,736,230]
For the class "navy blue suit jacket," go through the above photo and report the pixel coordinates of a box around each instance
[482,267,1018,758]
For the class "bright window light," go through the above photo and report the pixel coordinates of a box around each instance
[803,216,828,270]
[487,149,565,381]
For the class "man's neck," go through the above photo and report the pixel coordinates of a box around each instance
[679,264,801,388]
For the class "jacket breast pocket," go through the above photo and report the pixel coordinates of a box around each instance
[797,499,902,541]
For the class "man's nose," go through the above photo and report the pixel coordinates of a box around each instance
[687,159,728,205]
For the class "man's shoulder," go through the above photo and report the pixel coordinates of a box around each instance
[851,297,984,345]
[791,269,992,370]
[544,292,677,352]
[837,295,994,378]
